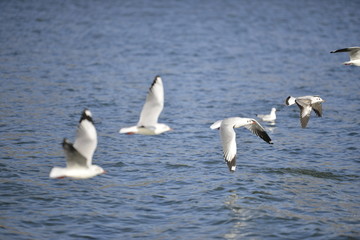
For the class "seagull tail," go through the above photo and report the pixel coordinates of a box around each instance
[285,96,296,106]
[49,167,66,179]
[119,126,138,134]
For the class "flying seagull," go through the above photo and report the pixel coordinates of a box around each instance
[210,117,272,172]
[285,95,325,128]
[330,47,360,66]
[119,76,172,135]
[256,108,277,122]
[49,109,105,179]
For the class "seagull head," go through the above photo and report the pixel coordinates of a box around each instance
[90,165,106,175]
[154,123,172,134]
[315,96,325,103]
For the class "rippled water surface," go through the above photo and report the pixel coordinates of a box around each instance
[1,0,359,239]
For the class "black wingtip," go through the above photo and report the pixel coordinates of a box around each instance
[301,121,308,128]
[260,131,273,144]
[61,138,67,147]
[226,156,236,172]
[285,96,291,106]
[330,48,351,53]
[80,109,94,123]
[150,75,161,89]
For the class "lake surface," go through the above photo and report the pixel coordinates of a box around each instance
[1,0,359,239]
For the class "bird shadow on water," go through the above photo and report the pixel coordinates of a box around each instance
[260,167,357,181]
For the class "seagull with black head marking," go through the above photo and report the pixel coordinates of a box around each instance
[285,95,325,128]
[210,117,273,172]
[330,47,360,66]
[119,75,172,135]
[49,109,105,179]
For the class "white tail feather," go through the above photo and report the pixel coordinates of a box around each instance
[119,126,138,134]
[49,167,66,179]
[210,120,223,130]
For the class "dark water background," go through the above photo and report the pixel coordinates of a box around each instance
[1,0,359,239]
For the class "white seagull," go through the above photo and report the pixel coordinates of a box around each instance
[256,108,277,122]
[210,117,273,172]
[330,47,360,66]
[49,109,105,179]
[285,96,325,128]
[119,76,172,135]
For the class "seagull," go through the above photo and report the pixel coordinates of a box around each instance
[210,117,273,172]
[119,76,172,135]
[49,109,105,179]
[330,47,360,66]
[256,108,277,122]
[285,96,325,128]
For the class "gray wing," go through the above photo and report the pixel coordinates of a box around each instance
[138,76,164,127]
[295,100,312,128]
[312,102,323,117]
[349,48,360,61]
[244,119,273,144]
[331,47,360,60]
[62,138,88,168]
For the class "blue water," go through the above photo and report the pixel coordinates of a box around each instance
[1,0,359,239]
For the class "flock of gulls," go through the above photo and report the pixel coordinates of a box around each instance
[49,47,359,179]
